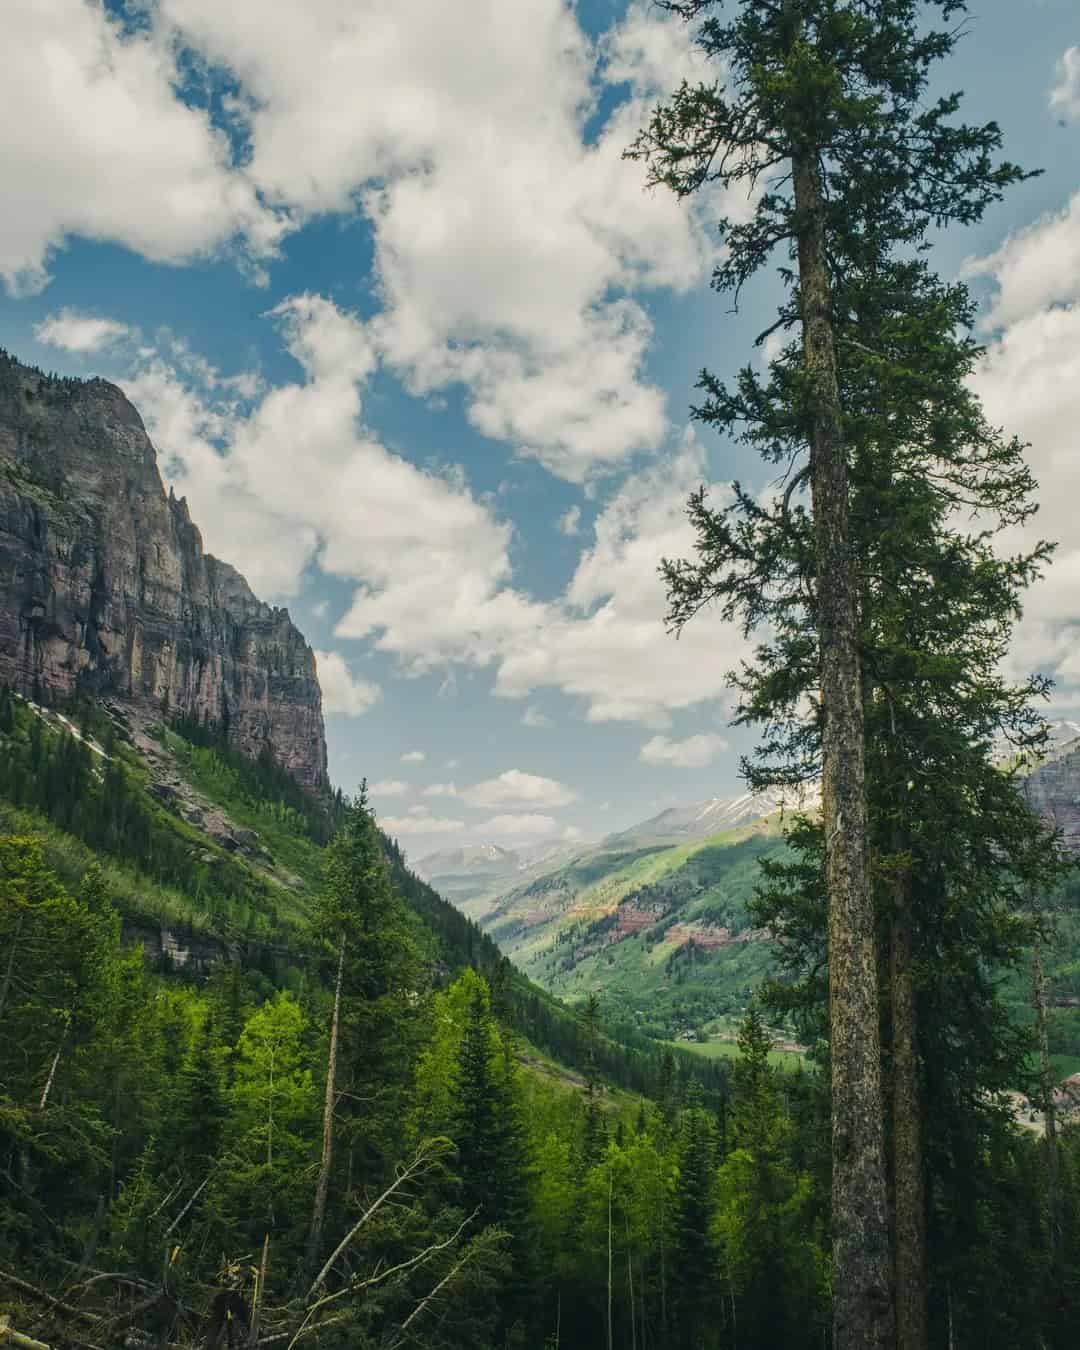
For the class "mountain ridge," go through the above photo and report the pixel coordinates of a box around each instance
[0,350,327,789]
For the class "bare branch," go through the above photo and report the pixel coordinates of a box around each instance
[305,1138,453,1302]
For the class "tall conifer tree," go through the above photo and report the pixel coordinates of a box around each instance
[628,5,1033,1342]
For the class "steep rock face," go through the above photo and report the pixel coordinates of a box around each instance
[0,351,327,790]
[1024,737,1080,854]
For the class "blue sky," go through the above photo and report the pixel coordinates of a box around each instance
[2,0,1079,858]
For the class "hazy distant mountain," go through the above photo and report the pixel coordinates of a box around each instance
[415,842,519,879]
[603,784,817,848]
[415,837,588,907]
[1046,720,1080,754]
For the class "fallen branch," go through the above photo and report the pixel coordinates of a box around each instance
[163,1174,210,1239]
[0,1270,102,1324]
[0,1313,51,1349]
[300,1206,479,1331]
[255,1314,347,1346]
[390,1246,478,1347]
[305,1138,453,1302]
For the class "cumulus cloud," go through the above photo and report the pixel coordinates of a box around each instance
[964,192,1080,330]
[314,650,380,717]
[639,732,728,768]
[557,506,581,537]
[401,749,426,764]
[522,705,553,728]
[148,0,733,481]
[461,769,578,810]
[34,309,131,353]
[1051,47,1080,122]
[473,813,560,839]
[118,295,547,670]
[965,196,1080,708]
[381,812,464,836]
[78,299,751,731]
[0,0,286,295]
[495,441,749,725]
[368,778,408,797]
[421,782,459,797]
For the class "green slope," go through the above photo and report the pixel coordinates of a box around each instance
[473,795,1080,1069]
[0,686,725,1101]
[474,816,790,1040]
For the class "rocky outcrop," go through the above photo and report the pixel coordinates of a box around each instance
[0,351,327,790]
[1023,735,1080,855]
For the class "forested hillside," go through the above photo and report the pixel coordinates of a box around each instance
[468,779,1080,1074]
[477,819,784,1041]
[4,684,1080,1349]
[6,1,1080,1347]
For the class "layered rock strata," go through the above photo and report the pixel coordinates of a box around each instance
[0,351,327,790]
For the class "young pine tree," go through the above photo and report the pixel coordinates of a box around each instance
[304,789,419,1278]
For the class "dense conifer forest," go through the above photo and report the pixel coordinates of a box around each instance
[4,3,1080,1348]
[2,684,1080,1348]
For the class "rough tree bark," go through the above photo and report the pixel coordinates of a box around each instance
[890,876,926,1350]
[1033,939,1061,1270]
[305,932,346,1280]
[607,1168,614,1350]
[790,142,893,1349]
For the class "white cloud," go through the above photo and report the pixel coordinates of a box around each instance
[105,303,752,731]
[964,192,1080,329]
[381,812,464,836]
[461,769,578,810]
[557,506,582,537]
[522,705,553,728]
[966,195,1080,708]
[314,650,380,717]
[0,0,286,295]
[121,295,546,666]
[495,441,749,725]
[34,308,131,353]
[639,732,728,768]
[401,749,426,764]
[1051,47,1080,122]
[422,782,459,798]
[368,778,408,797]
[150,0,729,481]
[474,813,560,839]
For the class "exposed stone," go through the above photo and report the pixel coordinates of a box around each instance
[1024,742,1080,855]
[0,351,327,790]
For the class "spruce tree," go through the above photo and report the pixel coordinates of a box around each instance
[304,789,419,1277]
[629,5,1035,1343]
[706,256,1069,1344]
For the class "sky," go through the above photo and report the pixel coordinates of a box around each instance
[2,0,1079,860]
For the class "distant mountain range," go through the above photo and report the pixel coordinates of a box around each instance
[415,837,586,905]
[423,725,1080,1044]
[601,784,818,849]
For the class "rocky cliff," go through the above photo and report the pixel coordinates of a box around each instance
[0,350,327,790]
[1024,731,1080,855]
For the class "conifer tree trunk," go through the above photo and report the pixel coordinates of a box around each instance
[0,913,23,1021]
[607,1167,614,1350]
[1033,939,1061,1269]
[790,142,892,1349]
[38,1012,72,1110]
[890,878,926,1350]
[306,932,345,1278]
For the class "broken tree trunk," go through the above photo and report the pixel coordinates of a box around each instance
[304,931,345,1281]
